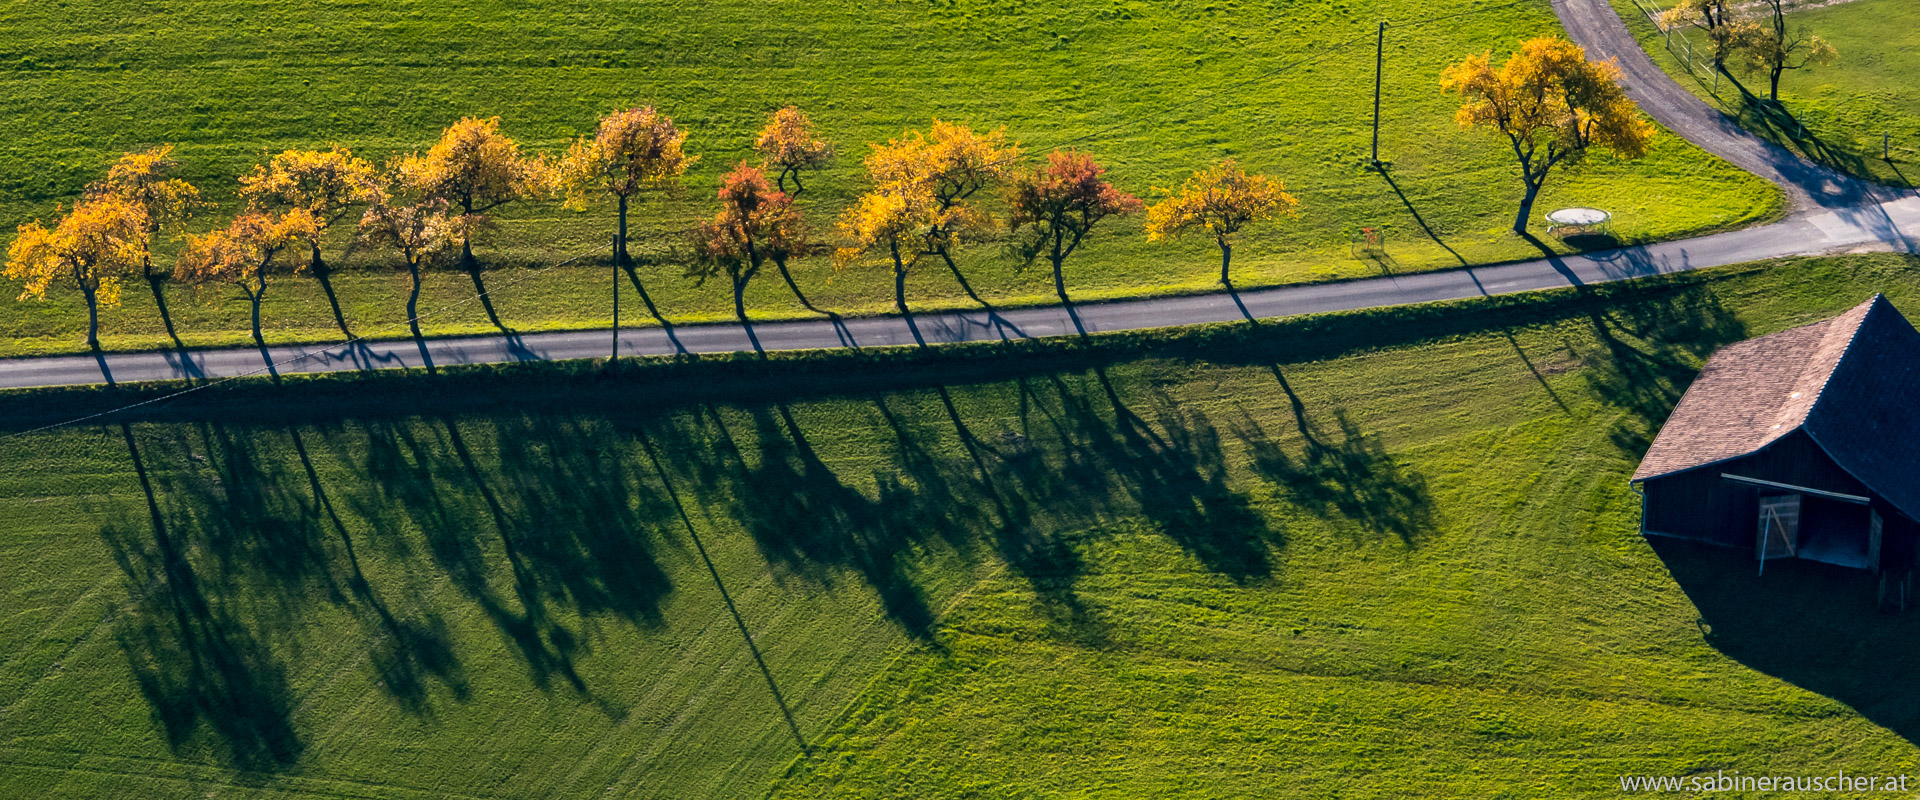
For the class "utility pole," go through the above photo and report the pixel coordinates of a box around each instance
[1371,21,1388,169]
[611,233,620,364]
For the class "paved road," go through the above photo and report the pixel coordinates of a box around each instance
[7,193,1915,391]
[0,0,1914,391]
[1551,0,1879,210]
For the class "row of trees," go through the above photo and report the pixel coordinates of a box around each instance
[4,36,1652,351]
[1662,0,1838,101]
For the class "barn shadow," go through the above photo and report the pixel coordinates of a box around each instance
[1649,536,1920,745]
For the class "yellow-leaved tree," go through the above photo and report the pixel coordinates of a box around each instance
[1144,160,1298,286]
[835,177,934,323]
[89,145,203,281]
[558,107,696,285]
[846,121,1019,307]
[755,106,834,198]
[1659,0,1747,72]
[1738,0,1837,102]
[176,210,321,351]
[402,117,551,329]
[1441,37,1655,235]
[239,146,380,336]
[4,195,148,350]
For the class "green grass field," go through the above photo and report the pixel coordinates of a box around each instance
[3,253,1918,798]
[1611,0,1920,186]
[0,0,1782,357]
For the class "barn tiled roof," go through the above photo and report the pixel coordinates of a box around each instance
[1633,295,1920,521]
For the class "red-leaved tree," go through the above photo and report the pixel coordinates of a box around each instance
[1007,150,1142,303]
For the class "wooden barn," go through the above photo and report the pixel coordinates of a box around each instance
[1631,295,1920,576]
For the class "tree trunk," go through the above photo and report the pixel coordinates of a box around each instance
[1514,177,1544,234]
[1217,237,1233,286]
[250,281,266,350]
[890,240,910,314]
[1052,255,1069,303]
[1769,65,1784,102]
[84,286,101,351]
[406,262,425,340]
[616,194,629,269]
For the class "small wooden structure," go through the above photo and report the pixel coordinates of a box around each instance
[1632,295,1920,578]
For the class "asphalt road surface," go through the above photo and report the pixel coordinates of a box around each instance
[0,0,1914,391]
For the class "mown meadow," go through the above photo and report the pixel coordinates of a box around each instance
[3,253,1918,798]
[0,0,1781,357]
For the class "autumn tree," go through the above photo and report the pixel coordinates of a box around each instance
[402,117,551,328]
[89,145,203,280]
[836,180,931,320]
[688,163,806,351]
[239,146,380,336]
[1659,0,1748,72]
[886,121,1019,302]
[754,106,834,198]
[559,107,695,273]
[1144,160,1298,285]
[1736,0,1837,102]
[1008,150,1142,303]
[176,210,320,350]
[4,196,147,350]
[1441,37,1655,234]
[357,170,455,341]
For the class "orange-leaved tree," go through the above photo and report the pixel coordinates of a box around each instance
[1008,150,1142,303]
[689,163,806,351]
[176,210,320,350]
[755,106,834,198]
[4,195,148,350]
[1144,160,1298,286]
[559,107,696,273]
[1441,37,1655,235]
[239,146,380,335]
[356,168,456,342]
[402,117,551,328]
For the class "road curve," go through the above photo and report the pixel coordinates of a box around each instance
[0,0,1915,392]
[1550,0,1876,210]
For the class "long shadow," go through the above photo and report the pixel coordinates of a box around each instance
[1378,170,1469,268]
[1050,367,1278,581]
[624,264,689,356]
[312,266,355,340]
[1222,289,1439,545]
[287,426,467,711]
[1576,287,1747,455]
[697,403,942,641]
[632,429,808,752]
[463,261,512,334]
[102,422,304,771]
[1651,536,1920,745]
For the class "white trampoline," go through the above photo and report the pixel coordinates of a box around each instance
[1545,207,1612,235]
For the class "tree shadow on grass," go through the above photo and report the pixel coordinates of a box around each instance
[1573,287,1747,456]
[690,403,946,643]
[101,422,304,772]
[1232,367,1437,547]
[1650,536,1920,745]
